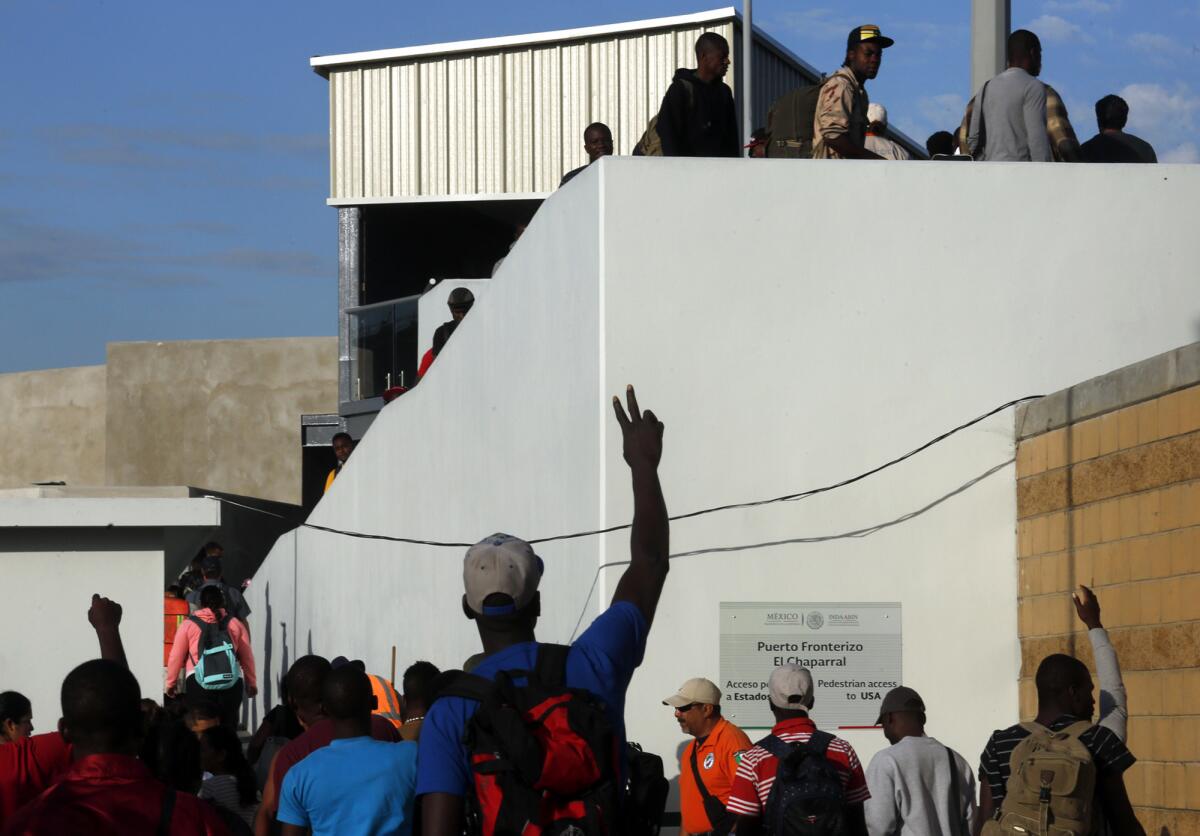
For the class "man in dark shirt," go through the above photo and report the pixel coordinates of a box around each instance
[656,33,740,157]
[186,555,251,626]
[976,653,1143,835]
[1080,94,1157,163]
[560,123,613,186]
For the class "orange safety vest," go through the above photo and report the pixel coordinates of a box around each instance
[368,674,404,729]
[163,597,190,666]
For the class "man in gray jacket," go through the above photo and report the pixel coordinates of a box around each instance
[967,30,1051,161]
[864,687,976,835]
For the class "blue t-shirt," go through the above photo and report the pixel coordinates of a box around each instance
[278,736,419,836]
[416,601,649,797]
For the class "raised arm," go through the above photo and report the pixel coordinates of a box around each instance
[610,385,669,627]
[1074,585,1127,741]
[89,594,126,668]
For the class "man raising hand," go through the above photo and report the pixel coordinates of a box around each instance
[419,385,668,836]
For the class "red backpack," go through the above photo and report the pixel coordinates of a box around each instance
[437,644,621,836]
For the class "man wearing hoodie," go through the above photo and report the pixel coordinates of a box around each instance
[656,32,740,158]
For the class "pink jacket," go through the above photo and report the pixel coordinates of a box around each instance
[165,608,257,691]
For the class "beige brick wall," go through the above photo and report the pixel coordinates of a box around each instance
[1016,383,1200,831]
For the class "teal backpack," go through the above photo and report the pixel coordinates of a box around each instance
[189,615,241,690]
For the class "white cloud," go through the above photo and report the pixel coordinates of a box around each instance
[1027,14,1092,44]
[1044,0,1118,12]
[1128,33,1178,53]
[1161,143,1199,163]
[1120,83,1200,137]
[1126,32,1198,68]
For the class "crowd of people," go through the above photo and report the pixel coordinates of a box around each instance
[0,386,1152,835]
[551,25,1159,175]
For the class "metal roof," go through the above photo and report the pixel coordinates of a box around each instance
[310,7,820,81]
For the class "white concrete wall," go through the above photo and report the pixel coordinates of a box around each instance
[0,532,164,727]
[417,279,492,366]
[249,159,1200,799]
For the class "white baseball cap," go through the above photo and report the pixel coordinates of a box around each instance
[867,102,888,127]
[663,678,722,708]
[768,664,814,709]
[463,533,543,615]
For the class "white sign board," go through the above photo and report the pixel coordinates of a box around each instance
[719,602,902,732]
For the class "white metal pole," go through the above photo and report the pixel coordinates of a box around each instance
[971,0,1010,95]
[741,0,754,151]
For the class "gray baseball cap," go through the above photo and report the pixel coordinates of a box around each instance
[875,686,926,724]
[463,533,543,615]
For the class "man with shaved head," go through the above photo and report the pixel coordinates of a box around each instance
[656,32,739,157]
[975,652,1144,835]
[6,659,227,833]
[277,665,418,836]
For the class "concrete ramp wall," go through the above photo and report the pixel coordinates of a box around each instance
[247,158,1200,781]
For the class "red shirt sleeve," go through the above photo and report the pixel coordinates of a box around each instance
[0,732,72,821]
[725,754,763,817]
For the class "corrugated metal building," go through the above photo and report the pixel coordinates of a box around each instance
[312,8,923,428]
[312,6,919,202]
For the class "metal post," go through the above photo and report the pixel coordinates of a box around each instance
[337,207,362,410]
[971,0,1010,95]
[742,0,753,149]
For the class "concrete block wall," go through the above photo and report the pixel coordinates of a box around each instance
[1015,343,1200,833]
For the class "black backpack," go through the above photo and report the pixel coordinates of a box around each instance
[759,732,846,835]
[436,644,621,836]
[624,742,668,836]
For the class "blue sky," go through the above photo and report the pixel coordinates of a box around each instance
[2,1,1196,373]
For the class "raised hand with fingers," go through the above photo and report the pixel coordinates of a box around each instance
[612,384,664,471]
[610,385,669,626]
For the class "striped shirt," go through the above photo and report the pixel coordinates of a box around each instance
[726,717,869,817]
[199,773,259,829]
[979,715,1135,805]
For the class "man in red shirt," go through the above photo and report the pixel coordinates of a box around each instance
[0,595,126,825]
[254,655,400,836]
[3,659,227,835]
[726,665,870,835]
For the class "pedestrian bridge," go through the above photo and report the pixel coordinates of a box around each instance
[245,156,1200,782]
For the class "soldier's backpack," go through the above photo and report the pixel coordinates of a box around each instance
[436,644,622,836]
[188,615,241,691]
[765,77,829,159]
[990,722,1097,836]
[759,731,847,836]
[633,77,694,156]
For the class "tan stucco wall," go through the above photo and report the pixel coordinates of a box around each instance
[0,365,106,488]
[104,338,336,505]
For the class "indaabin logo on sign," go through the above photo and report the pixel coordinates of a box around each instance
[806,611,825,630]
